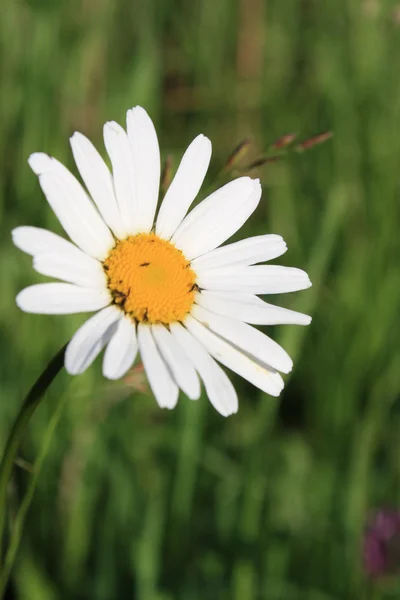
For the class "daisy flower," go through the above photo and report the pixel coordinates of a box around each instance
[13,106,311,416]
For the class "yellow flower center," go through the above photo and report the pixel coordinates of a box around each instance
[103,233,197,324]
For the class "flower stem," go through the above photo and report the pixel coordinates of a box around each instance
[0,344,67,564]
[0,388,68,598]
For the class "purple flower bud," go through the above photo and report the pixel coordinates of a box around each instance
[364,509,400,578]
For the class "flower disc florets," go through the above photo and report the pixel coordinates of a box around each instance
[104,233,197,324]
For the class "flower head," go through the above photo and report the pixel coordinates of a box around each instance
[364,509,400,578]
[13,106,311,416]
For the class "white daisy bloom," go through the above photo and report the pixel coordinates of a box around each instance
[13,106,312,417]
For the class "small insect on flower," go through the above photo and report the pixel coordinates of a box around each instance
[13,106,312,416]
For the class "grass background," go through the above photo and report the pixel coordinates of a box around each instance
[1,0,400,598]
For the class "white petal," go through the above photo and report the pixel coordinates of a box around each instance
[12,226,80,257]
[151,324,200,400]
[191,234,287,273]
[126,106,160,233]
[195,291,312,325]
[103,315,138,380]
[33,252,106,289]
[137,324,179,409]
[28,153,114,260]
[156,134,212,239]
[197,265,312,294]
[103,121,140,236]
[172,177,261,260]
[28,153,52,173]
[185,314,284,397]
[191,305,292,374]
[170,322,238,417]
[70,132,125,238]
[65,306,121,375]
[16,283,111,314]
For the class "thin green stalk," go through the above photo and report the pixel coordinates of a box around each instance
[0,344,67,562]
[0,388,68,598]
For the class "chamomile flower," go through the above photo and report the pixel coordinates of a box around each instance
[13,106,311,416]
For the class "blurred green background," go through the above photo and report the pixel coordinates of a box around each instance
[1,0,400,598]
